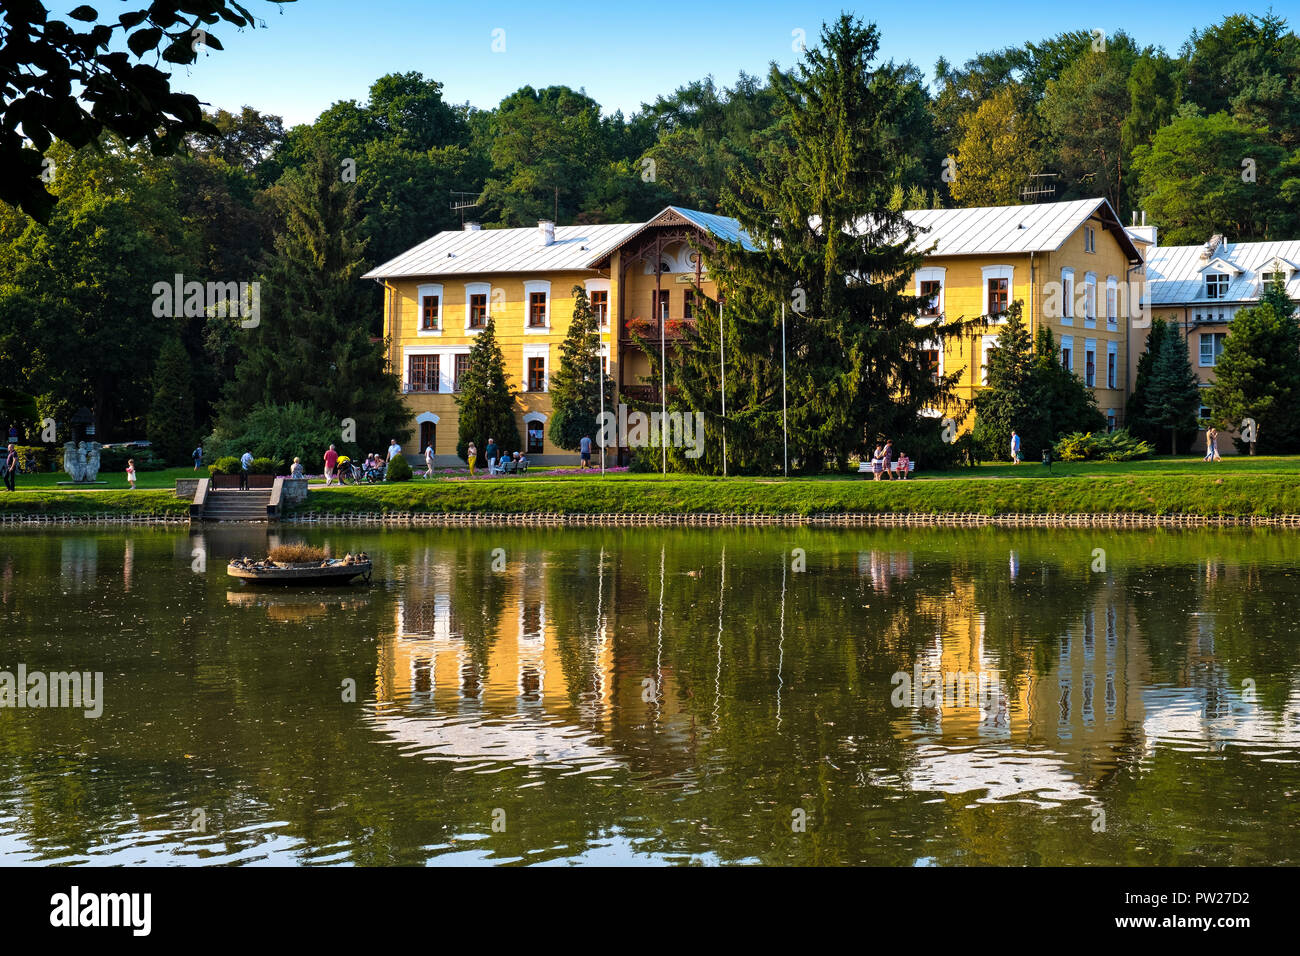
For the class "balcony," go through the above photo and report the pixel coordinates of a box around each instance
[620,317,697,343]
[402,381,439,394]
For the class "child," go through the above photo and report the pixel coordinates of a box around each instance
[126,458,137,489]
[896,451,910,480]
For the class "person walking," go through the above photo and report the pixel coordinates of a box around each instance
[466,442,476,477]
[239,450,253,491]
[870,444,884,481]
[579,434,592,470]
[192,444,203,471]
[486,437,499,476]
[425,441,436,478]
[883,439,896,480]
[323,444,338,486]
[386,438,402,478]
[126,458,137,490]
[1204,427,1216,462]
[3,443,16,492]
[1010,430,1021,465]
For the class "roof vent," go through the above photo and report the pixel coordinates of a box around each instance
[539,220,555,246]
[464,221,481,231]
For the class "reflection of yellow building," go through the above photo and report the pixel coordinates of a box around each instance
[376,556,614,722]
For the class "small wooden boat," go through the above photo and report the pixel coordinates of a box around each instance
[227,552,373,585]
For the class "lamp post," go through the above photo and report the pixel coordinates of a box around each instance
[720,297,727,477]
[781,302,788,477]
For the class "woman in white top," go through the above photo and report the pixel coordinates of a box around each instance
[424,444,435,478]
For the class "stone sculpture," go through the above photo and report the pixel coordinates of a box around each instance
[63,441,101,482]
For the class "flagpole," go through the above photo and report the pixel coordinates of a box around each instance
[719,298,727,477]
[598,342,605,475]
[781,302,788,477]
[661,298,668,474]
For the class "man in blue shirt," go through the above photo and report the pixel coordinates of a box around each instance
[1010,431,1021,465]
[579,434,592,469]
[239,450,253,490]
[485,438,498,475]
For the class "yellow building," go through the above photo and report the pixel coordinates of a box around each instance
[363,208,734,465]
[906,198,1144,434]
[364,199,1144,462]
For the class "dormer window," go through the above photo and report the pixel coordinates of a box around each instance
[1261,271,1287,288]
[1206,273,1230,299]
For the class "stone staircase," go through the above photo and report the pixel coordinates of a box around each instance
[200,488,274,522]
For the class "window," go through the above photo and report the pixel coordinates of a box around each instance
[1084,273,1097,327]
[683,289,695,319]
[981,335,998,385]
[1106,277,1117,328]
[468,293,488,328]
[1060,335,1073,371]
[1206,273,1230,299]
[1107,342,1118,389]
[1061,269,1075,324]
[919,280,941,317]
[454,353,470,392]
[1084,340,1096,387]
[421,294,439,331]
[1084,226,1096,253]
[920,347,941,384]
[419,421,435,454]
[1199,332,1227,367]
[1261,271,1286,288]
[528,292,547,328]
[987,278,1008,316]
[652,289,670,321]
[591,289,609,327]
[408,354,439,392]
[527,356,546,392]
[1106,410,1116,433]
[527,420,543,454]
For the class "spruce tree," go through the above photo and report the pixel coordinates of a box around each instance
[1028,328,1106,448]
[1125,317,1172,444]
[664,15,984,473]
[1205,276,1300,453]
[548,286,608,451]
[455,318,520,459]
[972,301,1034,460]
[217,143,408,455]
[147,335,196,464]
[1146,326,1202,454]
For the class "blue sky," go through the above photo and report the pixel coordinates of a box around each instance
[131,0,1288,125]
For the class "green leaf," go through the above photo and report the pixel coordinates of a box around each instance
[119,11,150,29]
[68,6,98,22]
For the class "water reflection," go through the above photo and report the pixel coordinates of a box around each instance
[1,527,1299,865]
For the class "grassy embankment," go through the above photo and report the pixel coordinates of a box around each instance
[3,456,1298,518]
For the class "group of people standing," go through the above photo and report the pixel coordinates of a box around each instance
[868,439,910,480]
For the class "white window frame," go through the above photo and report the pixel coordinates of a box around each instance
[981,334,999,385]
[1084,226,1096,253]
[1060,268,1074,324]
[1105,276,1117,329]
[1084,338,1097,388]
[585,277,611,332]
[465,281,491,332]
[1106,340,1118,389]
[1199,332,1225,367]
[1205,273,1230,300]
[1060,334,1074,372]
[522,343,549,392]
[523,279,551,334]
[404,345,471,393]
[921,338,944,382]
[916,266,946,320]
[522,411,547,456]
[1083,272,1097,328]
[981,265,1014,323]
[416,283,443,336]
[1106,410,1116,433]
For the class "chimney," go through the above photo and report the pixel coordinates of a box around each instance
[463,221,481,231]
[538,220,555,246]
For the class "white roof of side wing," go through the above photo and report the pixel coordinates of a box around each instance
[901,198,1140,261]
[362,221,645,279]
[1144,240,1300,305]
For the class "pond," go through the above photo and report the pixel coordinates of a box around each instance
[1,524,1297,865]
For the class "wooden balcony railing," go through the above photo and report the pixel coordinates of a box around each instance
[621,317,697,342]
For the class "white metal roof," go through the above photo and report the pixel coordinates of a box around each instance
[1145,239,1300,305]
[362,221,645,279]
[901,198,1138,260]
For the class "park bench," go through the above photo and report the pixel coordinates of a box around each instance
[857,460,916,477]
[499,457,530,476]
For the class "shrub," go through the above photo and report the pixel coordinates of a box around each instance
[208,456,242,476]
[627,449,661,473]
[205,403,338,471]
[11,446,52,472]
[267,544,327,563]
[99,446,167,471]
[1053,429,1153,462]
[250,457,280,475]
[385,454,413,482]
